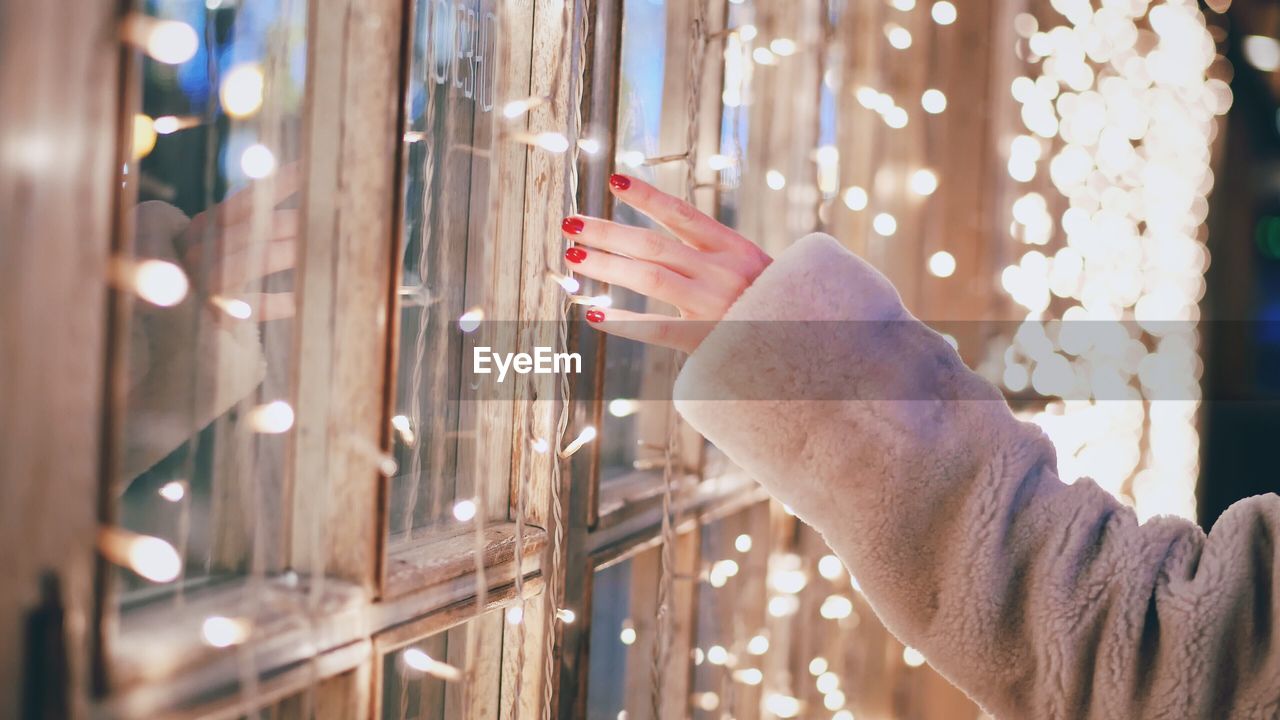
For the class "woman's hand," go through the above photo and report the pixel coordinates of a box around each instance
[563,173,772,353]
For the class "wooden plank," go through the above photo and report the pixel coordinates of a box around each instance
[0,0,122,715]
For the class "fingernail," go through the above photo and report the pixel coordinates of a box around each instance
[561,217,585,235]
[565,247,587,264]
[609,174,632,191]
[586,308,605,323]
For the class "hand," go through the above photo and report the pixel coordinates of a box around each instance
[563,173,772,352]
[179,163,300,321]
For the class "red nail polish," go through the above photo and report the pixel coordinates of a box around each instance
[609,174,632,191]
[586,308,605,323]
[565,247,587,264]
[562,217,585,235]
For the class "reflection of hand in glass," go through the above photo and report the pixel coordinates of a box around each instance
[562,173,773,352]
[179,163,301,321]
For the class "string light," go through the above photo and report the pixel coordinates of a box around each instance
[872,213,898,237]
[733,533,752,552]
[737,24,757,41]
[130,259,189,307]
[884,106,909,128]
[403,648,464,682]
[767,595,799,617]
[158,481,186,502]
[617,150,646,168]
[210,295,253,319]
[619,620,637,645]
[1243,36,1280,72]
[808,657,829,676]
[502,96,546,119]
[707,153,734,171]
[816,671,840,694]
[458,307,484,332]
[127,16,198,65]
[921,88,947,114]
[530,132,570,153]
[558,426,596,458]
[931,1,957,25]
[766,169,786,190]
[763,695,801,719]
[506,605,524,625]
[910,168,938,195]
[817,554,843,580]
[891,0,916,10]
[819,594,854,620]
[902,646,926,667]
[240,143,276,179]
[694,693,720,712]
[220,64,265,119]
[732,668,763,685]
[98,527,182,583]
[928,251,957,278]
[833,712,854,720]
[607,398,639,418]
[530,437,550,454]
[751,47,778,66]
[841,186,868,211]
[577,138,601,155]
[202,616,252,648]
[555,608,577,624]
[248,400,294,434]
[746,634,769,655]
[452,498,478,522]
[769,38,797,57]
[390,414,416,445]
[570,293,613,308]
[885,24,912,50]
[823,690,847,711]
[706,645,729,665]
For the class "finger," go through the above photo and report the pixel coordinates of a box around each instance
[581,306,706,353]
[566,247,710,312]
[217,208,299,259]
[562,215,703,277]
[217,162,302,225]
[211,237,297,291]
[607,173,749,252]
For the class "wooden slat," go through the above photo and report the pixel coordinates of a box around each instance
[0,0,122,715]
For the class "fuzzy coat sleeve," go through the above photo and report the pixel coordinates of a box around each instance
[674,233,1280,719]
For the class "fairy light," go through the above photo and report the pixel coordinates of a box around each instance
[910,168,938,195]
[521,132,570,153]
[707,153,734,171]
[819,594,854,620]
[617,150,646,167]
[403,648,464,682]
[202,616,251,648]
[607,398,639,418]
[872,213,898,237]
[752,47,778,66]
[502,96,545,119]
[833,712,854,720]
[732,668,763,685]
[132,114,157,159]
[891,0,915,10]
[928,251,956,278]
[555,608,577,624]
[841,186,868,211]
[808,657,828,676]
[902,646,926,667]
[506,605,524,625]
[763,695,801,718]
[391,414,416,445]
[823,690,847,711]
[694,693,720,712]
[552,273,581,293]
[884,106,909,128]
[458,307,484,332]
[769,568,806,594]
[619,620,637,645]
[452,498,478,522]
[885,24,912,50]
[766,169,786,190]
[708,558,739,587]
[220,65,265,120]
[734,533,752,553]
[577,138,601,155]
[158,481,185,502]
[817,554,843,580]
[131,259,189,307]
[240,143,276,179]
[558,425,596,458]
[1243,36,1280,72]
[248,400,294,434]
[769,38,797,57]
[921,88,947,114]
[530,437,550,454]
[134,17,198,65]
[737,24,757,41]
[98,527,182,583]
[931,1,957,25]
[747,634,769,655]
[767,595,799,617]
[706,645,729,665]
[816,671,839,694]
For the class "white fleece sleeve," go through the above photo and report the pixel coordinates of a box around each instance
[674,233,1280,719]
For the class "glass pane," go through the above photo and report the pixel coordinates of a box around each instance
[599,0,674,483]
[112,0,307,608]
[585,547,661,719]
[388,0,503,544]
[381,610,503,719]
[691,504,770,719]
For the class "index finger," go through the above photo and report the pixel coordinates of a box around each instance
[607,173,750,252]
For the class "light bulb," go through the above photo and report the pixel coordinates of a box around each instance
[903,646,926,667]
[734,533,753,553]
[931,1,957,25]
[808,656,828,675]
[458,307,484,332]
[133,259,189,307]
[928,251,957,278]
[873,213,898,237]
[403,648,463,681]
[766,169,786,190]
[886,24,912,50]
[747,634,769,655]
[202,616,251,648]
[770,38,797,56]
[159,481,186,502]
[763,694,801,718]
[240,143,276,179]
[817,554,843,580]
[533,132,569,153]
[842,186,868,211]
[506,605,524,625]
[556,608,577,624]
[248,400,294,434]
[220,64,265,119]
[820,594,854,620]
[733,668,764,685]
[452,498,477,522]
[910,168,939,196]
[559,425,597,458]
[608,398,639,418]
[922,88,948,114]
[145,20,198,65]
[706,645,729,665]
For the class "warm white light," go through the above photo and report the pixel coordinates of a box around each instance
[248,400,294,434]
[403,648,463,681]
[452,498,477,522]
[770,38,797,56]
[928,251,957,278]
[823,690,847,711]
[391,415,415,445]
[133,259,189,307]
[159,481,185,502]
[819,594,854,620]
[931,1,957,25]
[502,97,543,118]
[707,645,729,665]
[770,568,807,594]
[130,535,181,582]
[559,426,597,458]
[752,47,778,65]
[766,169,786,190]
[553,274,581,293]
[145,20,198,65]
[531,437,550,454]
[833,712,854,720]
[694,693,720,712]
[577,138,601,155]
[903,646,926,667]
[763,694,801,718]
[768,595,799,617]
[747,634,769,655]
[220,64,265,119]
[873,213,898,237]
[620,622,637,645]
[1244,36,1280,72]
[842,186,868,211]
[808,656,828,675]
[891,0,915,10]
[733,668,764,685]
[608,398,639,418]
[884,106,909,128]
[910,169,938,195]
[533,132,570,153]
[618,150,645,168]
[886,24,912,50]
[240,143,276,179]
[817,554,843,580]
[201,616,251,648]
[816,671,840,694]
[921,88,947,114]
[737,24,758,41]
[458,307,484,332]
[152,115,181,135]
[707,153,734,171]
[213,296,253,319]
[556,608,577,624]
[506,605,524,625]
[734,533,753,553]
